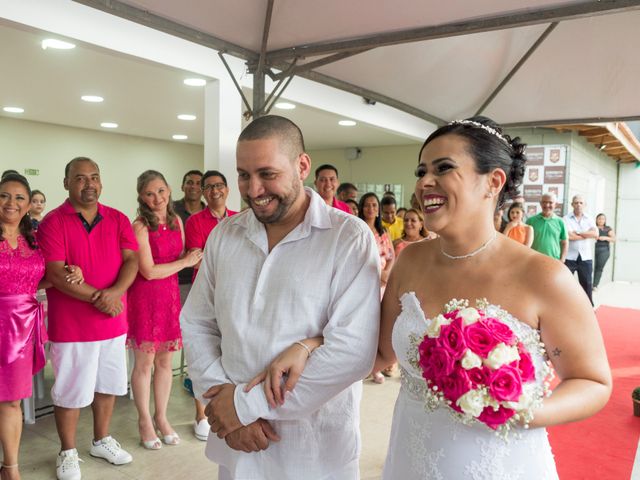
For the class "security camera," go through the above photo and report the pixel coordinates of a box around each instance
[363,97,376,106]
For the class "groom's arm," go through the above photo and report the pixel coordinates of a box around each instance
[181,234,233,401]
[233,228,381,425]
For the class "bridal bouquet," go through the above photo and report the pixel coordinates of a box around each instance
[414,299,552,436]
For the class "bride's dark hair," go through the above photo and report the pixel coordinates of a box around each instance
[419,116,526,208]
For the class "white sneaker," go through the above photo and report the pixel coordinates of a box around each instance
[89,436,132,465]
[56,448,83,480]
[193,419,210,441]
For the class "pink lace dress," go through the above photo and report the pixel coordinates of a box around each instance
[127,224,183,352]
[0,236,46,401]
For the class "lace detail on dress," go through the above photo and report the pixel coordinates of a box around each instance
[465,437,525,480]
[0,237,44,295]
[408,414,445,479]
[127,225,183,352]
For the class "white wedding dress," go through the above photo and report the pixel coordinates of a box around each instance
[382,292,558,480]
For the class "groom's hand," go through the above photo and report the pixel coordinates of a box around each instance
[203,383,243,438]
[225,419,280,452]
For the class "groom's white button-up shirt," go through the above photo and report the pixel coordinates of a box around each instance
[182,188,381,479]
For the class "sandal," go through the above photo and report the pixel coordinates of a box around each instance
[372,372,385,384]
[161,432,180,446]
[140,438,162,450]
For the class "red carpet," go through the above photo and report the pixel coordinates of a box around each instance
[548,306,640,480]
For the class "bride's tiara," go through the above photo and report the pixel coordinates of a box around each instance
[448,120,510,146]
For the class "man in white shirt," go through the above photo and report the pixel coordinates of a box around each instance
[563,194,598,305]
[181,115,381,479]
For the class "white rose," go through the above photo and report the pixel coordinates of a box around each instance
[456,389,488,418]
[458,307,481,325]
[484,343,520,369]
[460,349,482,370]
[425,314,452,338]
[505,383,537,411]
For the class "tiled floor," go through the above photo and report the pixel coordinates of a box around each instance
[14,281,640,480]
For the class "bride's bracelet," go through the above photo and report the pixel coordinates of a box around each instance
[294,341,312,358]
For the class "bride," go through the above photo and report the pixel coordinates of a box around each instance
[246,116,611,479]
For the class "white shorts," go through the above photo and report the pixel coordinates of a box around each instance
[50,334,128,408]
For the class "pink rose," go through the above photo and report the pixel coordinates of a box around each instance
[478,405,516,430]
[437,320,467,360]
[517,345,536,383]
[418,337,438,374]
[467,366,491,387]
[423,346,455,381]
[488,365,523,402]
[444,311,459,321]
[463,321,499,358]
[484,317,517,345]
[440,368,472,403]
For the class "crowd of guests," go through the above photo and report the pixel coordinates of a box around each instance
[0,115,615,480]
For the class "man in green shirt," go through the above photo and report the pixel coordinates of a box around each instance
[526,193,568,261]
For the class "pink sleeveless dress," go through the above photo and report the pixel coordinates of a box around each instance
[127,224,183,353]
[0,236,46,401]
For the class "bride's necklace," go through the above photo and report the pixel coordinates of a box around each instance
[440,231,497,260]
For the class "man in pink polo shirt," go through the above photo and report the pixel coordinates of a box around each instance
[183,169,237,440]
[38,157,139,480]
[314,164,351,213]
[185,170,238,267]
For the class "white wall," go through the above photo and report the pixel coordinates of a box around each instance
[0,117,204,219]
[307,143,422,208]
[614,162,640,282]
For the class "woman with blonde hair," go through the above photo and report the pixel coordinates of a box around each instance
[127,170,202,450]
[393,208,436,256]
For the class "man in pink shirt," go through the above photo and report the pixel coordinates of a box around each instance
[185,170,238,259]
[38,157,139,480]
[183,169,237,440]
[314,164,351,213]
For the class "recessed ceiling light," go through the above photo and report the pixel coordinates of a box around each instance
[172,134,188,140]
[3,106,24,113]
[183,78,206,87]
[81,95,104,103]
[338,120,357,127]
[177,114,197,121]
[41,38,76,50]
[100,122,118,128]
[275,102,296,110]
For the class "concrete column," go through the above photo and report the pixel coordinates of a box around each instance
[204,77,243,210]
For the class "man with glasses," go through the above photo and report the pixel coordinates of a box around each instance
[183,170,238,440]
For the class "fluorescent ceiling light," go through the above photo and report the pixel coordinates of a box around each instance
[81,95,104,103]
[172,134,188,140]
[101,122,118,128]
[275,102,296,110]
[42,38,76,50]
[3,106,24,113]
[177,114,197,121]
[184,78,206,87]
[338,120,357,127]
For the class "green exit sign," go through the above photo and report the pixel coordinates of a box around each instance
[24,168,39,176]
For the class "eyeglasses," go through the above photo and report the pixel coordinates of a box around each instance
[203,183,226,191]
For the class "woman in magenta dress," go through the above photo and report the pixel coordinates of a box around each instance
[0,174,82,480]
[127,170,202,450]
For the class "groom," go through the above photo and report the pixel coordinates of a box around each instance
[181,115,380,479]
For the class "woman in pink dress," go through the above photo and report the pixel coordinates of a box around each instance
[0,174,82,480]
[127,170,202,450]
[358,192,395,383]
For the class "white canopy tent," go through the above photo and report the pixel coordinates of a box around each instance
[74,0,640,131]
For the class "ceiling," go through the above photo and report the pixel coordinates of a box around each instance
[76,0,640,127]
[0,19,419,149]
